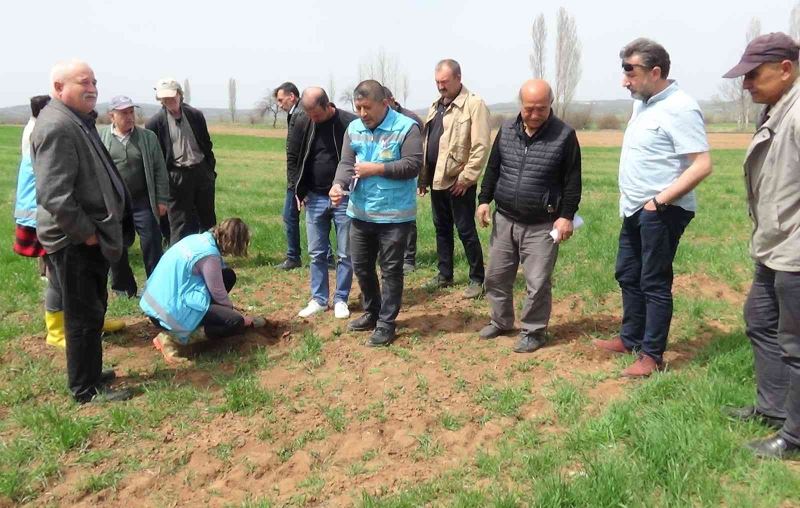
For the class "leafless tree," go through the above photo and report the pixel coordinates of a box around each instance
[228,78,237,123]
[339,87,355,111]
[530,13,547,79]
[183,78,192,104]
[254,96,281,127]
[719,17,761,130]
[359,47,407,102]
[554,7,582,118]
[328,73,336,106]
[401,74,410,106]
[791,1,800,41]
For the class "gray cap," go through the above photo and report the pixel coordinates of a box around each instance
[155,77,181,98]
[723,32,800,78]
[108,95,138,111]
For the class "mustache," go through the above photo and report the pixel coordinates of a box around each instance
[83,93,98,100]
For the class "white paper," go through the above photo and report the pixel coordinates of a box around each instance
[550,214,585,243]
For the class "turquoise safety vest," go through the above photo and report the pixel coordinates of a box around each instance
[139,232,219,343]
[346,108,417,224]
[14,154,37,227]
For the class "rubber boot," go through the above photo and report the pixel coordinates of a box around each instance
[45,310,66,348]
[152,332,191,365]
[102,319,126,334]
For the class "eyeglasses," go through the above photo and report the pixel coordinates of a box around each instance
[622,63,652,72]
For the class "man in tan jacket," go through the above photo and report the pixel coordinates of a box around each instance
[722,32,800,460]
[419,59,491,298]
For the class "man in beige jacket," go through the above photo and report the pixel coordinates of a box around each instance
[722,32,800,460]
[419,59,491,299]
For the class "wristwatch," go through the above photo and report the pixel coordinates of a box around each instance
[651,197,668,213]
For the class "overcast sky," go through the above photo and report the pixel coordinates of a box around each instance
[1,0,795,110]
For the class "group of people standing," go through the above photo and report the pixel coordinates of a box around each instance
[10,33,800,461]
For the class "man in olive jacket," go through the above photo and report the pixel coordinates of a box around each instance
[32,60,133,403]
[100,95,169,297]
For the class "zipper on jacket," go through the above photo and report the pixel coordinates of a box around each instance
[514,144,528,212]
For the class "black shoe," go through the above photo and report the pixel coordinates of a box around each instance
[277,258,301,270]
[348,313,378,332]
[426,275,453,290]
[746,434,800,460]
[79,386,134,404]
[367,327,395,347]
[513,331,547,353]
[478,323,513,340]
[99,369,117,385]
[463,281,484,299]
[724,405,785,430]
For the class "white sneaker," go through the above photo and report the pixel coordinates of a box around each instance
[334,301,350,319]
[298,300,326,318]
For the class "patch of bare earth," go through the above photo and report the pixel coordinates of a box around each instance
[208,125,288,138]
[12,272,743,506]
[576,130,751,150]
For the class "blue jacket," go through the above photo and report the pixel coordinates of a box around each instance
[14,153,37,227]
[140,232,219,343]
[346,108,417,223]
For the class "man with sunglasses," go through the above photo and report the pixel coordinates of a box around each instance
[721,32,800,460]
[593,38,712,377]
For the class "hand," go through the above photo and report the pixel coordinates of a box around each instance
[157,204,168,217]
[450,180,470,197]
[553,218,574,244]
[354,161,383,179]
[295,195,305,211]
[417,186,428,197]
[85,233,99,246]
[243,316,253,327]
[329,184,344,207]
[476,204,492,227]
[643,199,657,211]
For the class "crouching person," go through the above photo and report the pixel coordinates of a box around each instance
[140,218,266,364]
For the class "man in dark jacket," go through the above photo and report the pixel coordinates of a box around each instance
[32,60,133,403]
[476,79,582,353]
[288,87,357,319]
[146,78,217,245]
[274,81,305,270]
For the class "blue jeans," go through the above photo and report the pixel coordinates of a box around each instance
[305,192,352,306]
[110,197,164,296]
[283,189,301,261]
[615,206,694,362]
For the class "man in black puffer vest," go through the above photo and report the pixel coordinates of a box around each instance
[476,79,582,353]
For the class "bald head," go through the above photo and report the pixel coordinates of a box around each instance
[301,86,334,124]
[50,60,97,114]
[518,79,553,134]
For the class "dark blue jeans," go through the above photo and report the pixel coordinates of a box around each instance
[283,189,301,262]
[110,198,163,296]
[615,206,694,362]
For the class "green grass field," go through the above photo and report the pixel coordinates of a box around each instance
[0,124,798,507]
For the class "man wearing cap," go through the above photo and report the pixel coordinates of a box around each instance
[146,78,216,245]
[722,32,800,460]
[32,60,132,403]
[593,38,712,377]
[100,96,169,297]
[384,86,423,274]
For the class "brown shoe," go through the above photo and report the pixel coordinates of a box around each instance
[622,355,661,377]
[593,337,630,354]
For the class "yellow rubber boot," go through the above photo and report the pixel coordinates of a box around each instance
[45,311,66,348]
[102,319,126,334]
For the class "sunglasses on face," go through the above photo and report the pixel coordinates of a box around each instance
[622,63,652,72]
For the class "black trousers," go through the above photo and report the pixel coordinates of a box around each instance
[110,197,163,296]
[745,263,800,446]
[167,160,216,245]
[200,268,245,339]
[430,185,484,283]
[350,219,411,331]
[45,244,109,403]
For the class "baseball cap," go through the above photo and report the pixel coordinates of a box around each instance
[723,32,800,78]
[108,95,138,111]
[155,78,181,98]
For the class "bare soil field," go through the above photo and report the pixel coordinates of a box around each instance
[7,269,740,507]
[208,125,752,150]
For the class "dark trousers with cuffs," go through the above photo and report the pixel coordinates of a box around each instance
[430,185,484,283]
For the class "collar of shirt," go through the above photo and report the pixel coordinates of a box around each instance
[289,103,297,115]
[112,124,133,145]
[761,77,800,131]
[642,80,678,107]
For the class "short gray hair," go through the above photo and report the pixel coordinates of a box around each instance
[353,80,386,102]
[620,38,671,78]
[435,59,462,78]
[49,60,91,96]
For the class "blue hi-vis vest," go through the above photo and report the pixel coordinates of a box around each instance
[140,232,219,343]
[14,154,37,227]
[346,108,417,224]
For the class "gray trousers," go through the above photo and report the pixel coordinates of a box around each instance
[485,212,559,333]
[744,263,800,445]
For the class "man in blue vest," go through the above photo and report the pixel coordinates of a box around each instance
[329,80,423,346]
